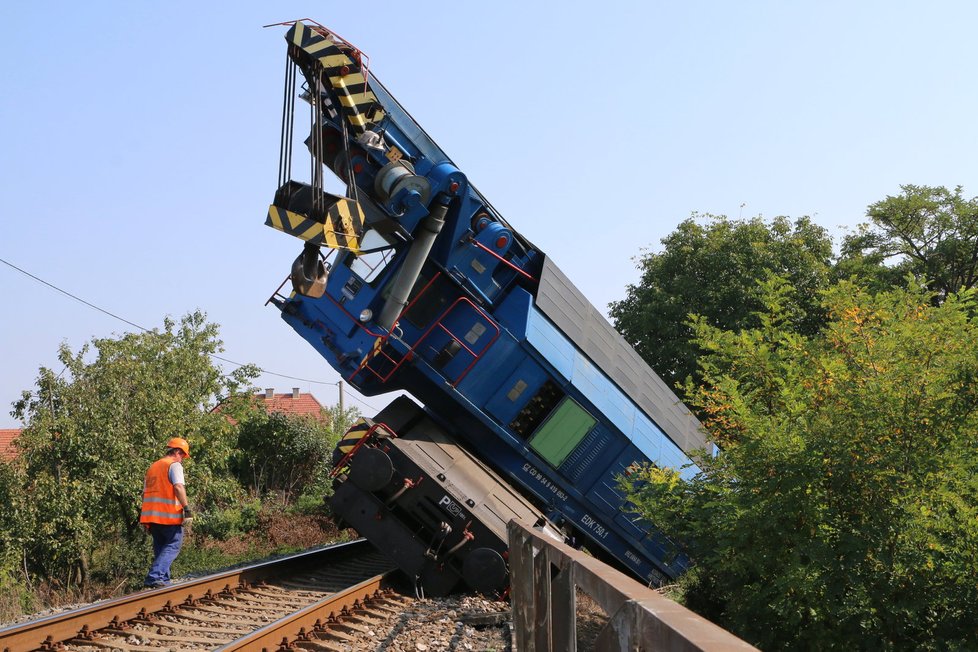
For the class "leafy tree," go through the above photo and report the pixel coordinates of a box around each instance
[324,402,362,443]
[233,402,359,503]
[622,280,978,650]
[315,402,361,502]
[839,184,978,299]
[8,311,258,589]
[609,215,833,388]
[0,460,34,619]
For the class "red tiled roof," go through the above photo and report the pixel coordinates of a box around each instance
[0,429,22,460]
[257,391,326,421]
[213,390,329,424]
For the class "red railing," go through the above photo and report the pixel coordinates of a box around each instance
[415,296,501,385]
[469,238,535,281]
[329,421,397,478]
[269,266,501,389]
[351,271,501,387]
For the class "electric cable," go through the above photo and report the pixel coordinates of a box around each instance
[0,255,380,411]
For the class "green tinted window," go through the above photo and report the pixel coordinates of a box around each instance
[528,398,596,467]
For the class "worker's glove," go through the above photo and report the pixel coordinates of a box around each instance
[182,507,194,526]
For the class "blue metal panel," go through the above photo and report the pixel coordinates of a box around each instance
[492,287,533,342]
[614,511,647,540]
[584,445,639,516]
[483,356,550,426]
[587,479,624,515]
[572,354,635,436]
[455,334,523,408]
[493,287,533,337]
[630,417,663,467]
[525,308,574,381]
[559,424,622,488]
[526,307,701,478]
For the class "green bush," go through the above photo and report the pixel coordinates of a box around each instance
[172,541,260,578]
[233,411,334,502]
[290,492,328,516]
[0,564,35,623]
[195,499,262,540]
[89,531,151,589]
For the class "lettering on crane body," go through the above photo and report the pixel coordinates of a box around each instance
[581,513,609,539]
[438,495,468,521]
[520,462,569,502]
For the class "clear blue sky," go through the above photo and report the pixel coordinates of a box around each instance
[2,2,977,429]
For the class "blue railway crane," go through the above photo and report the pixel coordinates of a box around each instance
[262,19,708,594]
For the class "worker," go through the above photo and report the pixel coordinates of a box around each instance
[140,436,193,588]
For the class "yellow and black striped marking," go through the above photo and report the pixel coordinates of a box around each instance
[265,198,363,252]
[286,22,385,135]
[356,334,389,369]
[337,418,374,456]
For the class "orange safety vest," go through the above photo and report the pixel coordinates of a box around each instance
[140,457,184,525]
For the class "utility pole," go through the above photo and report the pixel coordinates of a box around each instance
[338,380,344,414]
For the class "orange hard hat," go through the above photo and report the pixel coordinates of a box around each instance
[166,437,191,458]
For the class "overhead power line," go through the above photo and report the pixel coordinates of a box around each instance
[0,255,375,406]
[1,257,148,332]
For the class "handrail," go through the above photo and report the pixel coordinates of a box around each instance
[329,421,397,478]
[346,272,447,383]
[352,278,501,387]
[410,296,501,385]
[507,520,758,651]
[469,237,535,281]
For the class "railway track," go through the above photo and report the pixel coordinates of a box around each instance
[0,540,410,652]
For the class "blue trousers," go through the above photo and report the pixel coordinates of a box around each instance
[144,524,183,586]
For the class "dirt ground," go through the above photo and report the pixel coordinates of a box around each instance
[575,590,611,651]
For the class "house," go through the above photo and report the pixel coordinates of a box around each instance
[213,388,329,425]
[255,388,327,422]
[0,428,21,461]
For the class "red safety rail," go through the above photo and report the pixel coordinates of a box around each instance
[416,297,501,386]
[353,295,501,388]
[469,238,535,282]
[264,248,337,306]
[345,271,442,383]
[268,266,500,390]
[329,421,397,478]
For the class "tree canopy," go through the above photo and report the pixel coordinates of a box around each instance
[609,214,834,388]
[233,402,360,503]
[839,184,978,299]
[4,311,258,589]
[622,280,978,649]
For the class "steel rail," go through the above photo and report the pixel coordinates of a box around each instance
[216,572,393,651]
[0,539,373,652]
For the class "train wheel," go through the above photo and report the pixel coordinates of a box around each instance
[349,447,393,491]
[420,560,461,597]
[462,547,507,594]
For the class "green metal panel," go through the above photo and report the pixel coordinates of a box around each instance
[529,398,596,468]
